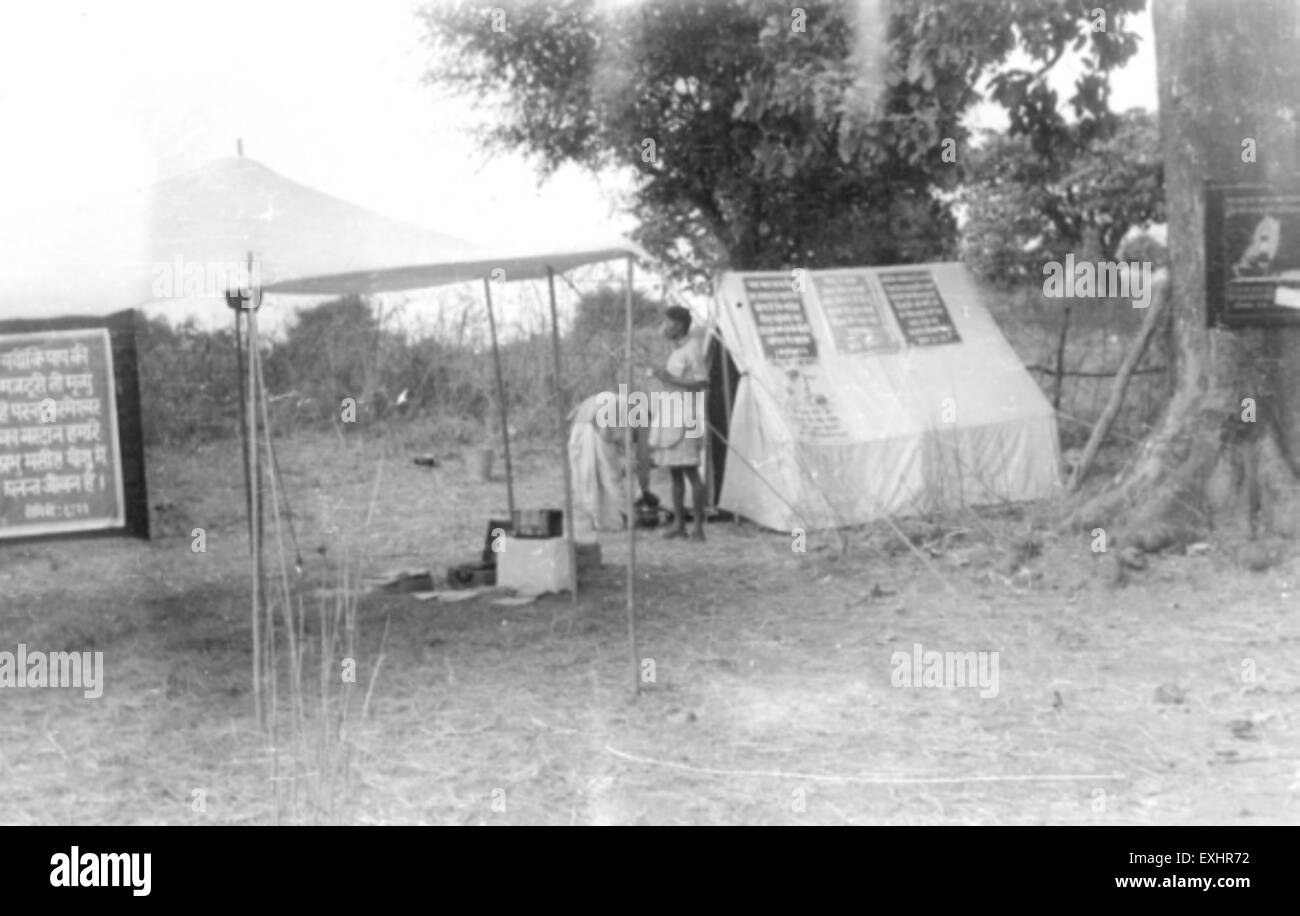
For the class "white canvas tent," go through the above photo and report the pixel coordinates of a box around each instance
[711,262,1060,531]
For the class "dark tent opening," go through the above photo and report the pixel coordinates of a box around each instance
[705,332,740,506]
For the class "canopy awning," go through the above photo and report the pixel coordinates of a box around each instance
[0,157,645,317]
[267,243,648,296]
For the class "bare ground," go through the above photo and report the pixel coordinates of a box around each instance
[1,427,1297,825]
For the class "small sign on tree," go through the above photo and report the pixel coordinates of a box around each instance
[1205,182,1300,327]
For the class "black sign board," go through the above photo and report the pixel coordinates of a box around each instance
[741,277,818,362]
[1205,183,1300,327]
[811,273,899,355]
[878,270,962,347]
[0,310,148,543]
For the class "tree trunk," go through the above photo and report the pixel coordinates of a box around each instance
[1073,0,1300,549]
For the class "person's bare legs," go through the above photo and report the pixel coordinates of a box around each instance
[665,467,687,537]
[683,467,706,540]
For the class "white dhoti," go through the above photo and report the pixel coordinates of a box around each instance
[650,336,706,468]
[568,393,626,531]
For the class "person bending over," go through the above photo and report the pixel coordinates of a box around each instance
[647,305,709,541]
[568,390,655,531]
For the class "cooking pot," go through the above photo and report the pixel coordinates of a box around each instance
[511,508,564,538]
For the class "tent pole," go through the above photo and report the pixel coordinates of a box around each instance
[235,307,253,546]
[483,277,515,517]
[703,331,716,509]
[624,256,640,699]
[546,268,579,605]
[246,277,263,730]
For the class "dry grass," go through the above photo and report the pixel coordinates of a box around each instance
[1,424,1298,825]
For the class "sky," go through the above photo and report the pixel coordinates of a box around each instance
[0,0,1158,330]
[0,1,633,243]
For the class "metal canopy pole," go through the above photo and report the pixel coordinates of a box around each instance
[624,256,640,699]
[243,253,264,729]
[545,268,579,604]
[233,305,253,546]
[483,276,516,517]
[703,335,716,509]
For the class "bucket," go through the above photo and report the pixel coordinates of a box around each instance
[475,447,494,481]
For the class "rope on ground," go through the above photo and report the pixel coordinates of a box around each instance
[604,745,1128,785]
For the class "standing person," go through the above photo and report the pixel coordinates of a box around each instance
[647,305,709,541]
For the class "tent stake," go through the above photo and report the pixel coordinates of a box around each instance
[483,277,515,517]
[624,256,640,699]
[546,268,579,606]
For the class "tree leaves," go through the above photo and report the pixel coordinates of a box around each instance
[959,110,1165,286]
[420,0,1147,290]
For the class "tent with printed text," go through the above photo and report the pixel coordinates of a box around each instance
[706,262,1061,531]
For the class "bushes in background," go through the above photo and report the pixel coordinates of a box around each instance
[137,287,664,447]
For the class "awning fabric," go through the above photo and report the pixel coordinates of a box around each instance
[0,157,644,317]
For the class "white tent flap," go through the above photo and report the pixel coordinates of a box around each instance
[713,262,1060,530]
